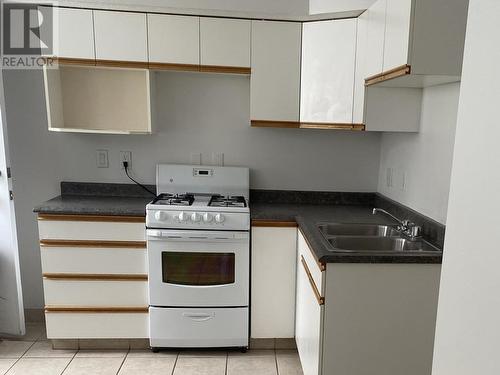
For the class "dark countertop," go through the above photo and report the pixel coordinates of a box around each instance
[33,195,152,217]
[251,203,442,264]
[34,192,443,264]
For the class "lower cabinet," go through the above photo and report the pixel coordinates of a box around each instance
[250,225,297,339]
[295,230,441,375]
[37,214,148,340]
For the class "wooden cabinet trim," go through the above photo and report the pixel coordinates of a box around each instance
[95,59,149,69]
[251,120,365,131]
[40,239,146,248]
[200,65,251,74]
[299,123,365,131]
[300,255,325,305]
[45,306,148,313]
[299,227,326,271]
[149,62,200,72]
[52,57,96,66]
[37,214,145,223]
[365,64,411,86]
[251,220,298,228]
[43,273,148,281]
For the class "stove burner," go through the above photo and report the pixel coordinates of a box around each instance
[209,195,247,208]
[153,193,195,206]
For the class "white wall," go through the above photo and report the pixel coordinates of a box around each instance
[3,69,381,308]
[377,83,460,224]
[432,1,500,374]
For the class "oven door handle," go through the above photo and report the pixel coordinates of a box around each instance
[147,229,249,242]
[182,312,215,322]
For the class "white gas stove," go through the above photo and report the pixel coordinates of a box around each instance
[146,164,250,351]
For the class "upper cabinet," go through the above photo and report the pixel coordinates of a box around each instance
[300,19,357,126]
[39,7,95,60]
[200,18,251,71]
[93,11,148,63]
[364,0,469,86]
[364,0,386,78]
[383,0,412,72]
[148,14,199,68]
[250,21,301,125]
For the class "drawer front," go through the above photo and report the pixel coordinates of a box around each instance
[45,312,148,339]
[40,246,147,274]
[150,307,249,347]
[43,279,148,307]
[38,220,145,241]
[298,230,324,293]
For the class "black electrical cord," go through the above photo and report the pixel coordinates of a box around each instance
[123,161,156,196]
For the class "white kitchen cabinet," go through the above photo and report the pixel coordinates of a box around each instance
[39,7,95,60]
[365,0,468,86]
[250,21,301,124]
[300,19,357,125]
[353,14,368,125]
[364,0,386,78]
[200,18,251,69]
[37,214,148,340]
[295,231,324,375]
[251,226,297,339]
[383,0,412,72]
[148,14,199,67]
[93,10,148,63]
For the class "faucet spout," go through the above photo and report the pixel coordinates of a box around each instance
[372,208,422,240]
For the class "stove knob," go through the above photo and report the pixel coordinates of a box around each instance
[178,212,189,222]
[214,213,225,223]
[191,212,201,222]
[203,212,213,223]
[154,211,168,221]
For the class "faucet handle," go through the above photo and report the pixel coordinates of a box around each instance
[408,225,422,238]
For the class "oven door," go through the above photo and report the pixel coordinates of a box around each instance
[147,229,249,307]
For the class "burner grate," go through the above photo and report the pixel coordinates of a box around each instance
[153,193,195,206]
[209,195,247,208]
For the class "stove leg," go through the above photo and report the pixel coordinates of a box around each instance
[151,347,160,353]
[240,347,247,353]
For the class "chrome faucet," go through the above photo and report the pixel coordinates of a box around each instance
[372,208,422,239]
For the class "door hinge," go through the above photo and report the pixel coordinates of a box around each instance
[9,190,13,200]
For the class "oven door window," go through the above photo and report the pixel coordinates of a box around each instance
[162,252,235,286]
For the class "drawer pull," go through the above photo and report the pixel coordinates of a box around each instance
[301,255,325,306]
[182,312,215,322]
[45,306,148,313]
[43,273,147,281]
[40,240,146,248]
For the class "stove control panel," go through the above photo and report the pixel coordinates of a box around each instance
[147,210,249,230]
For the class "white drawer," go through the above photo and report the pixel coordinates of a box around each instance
[38,217,145,241]
[150,307,248,347]
[298,230,324,293]
[40,246,147,274]
[45,311,148,339]
[43,279,148,307]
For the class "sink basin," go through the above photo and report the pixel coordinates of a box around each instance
[317,223,400,237]
[325,236,441,253]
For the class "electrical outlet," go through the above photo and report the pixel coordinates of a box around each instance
[212,152,224,166]
[120,151,132,168]
[386,167,393,188]
[96,150,109,168]
[190,153,202,165]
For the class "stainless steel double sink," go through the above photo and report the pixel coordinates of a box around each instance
[317,223,441,254]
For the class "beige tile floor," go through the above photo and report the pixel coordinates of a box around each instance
[0,324,303,375]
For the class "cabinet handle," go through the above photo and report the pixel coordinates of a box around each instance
[301,255,325,306]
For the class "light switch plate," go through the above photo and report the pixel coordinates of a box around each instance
[96,150,109,168]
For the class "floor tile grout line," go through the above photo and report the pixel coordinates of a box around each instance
[115,347,130,375]
[170,352,179,375]
[60,351,78,375]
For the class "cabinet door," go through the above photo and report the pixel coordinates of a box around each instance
[39,7,95,59]
[383,0,412,71]
[200,18,251,68]
[93,10,148,62]
[251,227,297,338]
[353,15,368,124]
[365,0,387,77]
[148,14,199,65]
[300,19,357,124]
[250,21,301,123]
[296,232,323,375]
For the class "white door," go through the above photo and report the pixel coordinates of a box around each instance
[0,70,25,335]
